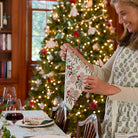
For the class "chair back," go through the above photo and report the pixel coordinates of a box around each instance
[76,114,102,138]
[50,102,70,133]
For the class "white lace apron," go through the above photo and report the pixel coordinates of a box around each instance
[102,47,138,138]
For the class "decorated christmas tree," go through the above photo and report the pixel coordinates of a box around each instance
[25,0,115,133]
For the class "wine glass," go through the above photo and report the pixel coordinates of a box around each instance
[5,98,24,124]
[2,86,16,105]
[6,98,24,111]
[5,112,24,125]
[16,98,24,110]
[6,98,16,111]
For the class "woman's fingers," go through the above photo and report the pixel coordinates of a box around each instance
[60,43,71,58]
[60,52,66,58]
[63,43,71,48]
[82,88,93,93]
[82,82,94,86]
[82,76,98,93]
[60,43,79,58]
[60,50,67,55]
[60,45,67,52]
[82,76,95,91]
[60,45,67,57]
[62,43,70,50]
[83,75,95,80]
[83,76,96,84]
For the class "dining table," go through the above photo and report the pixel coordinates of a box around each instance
[0,110,69,138]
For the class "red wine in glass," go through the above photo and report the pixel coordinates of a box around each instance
[5,112,24,124]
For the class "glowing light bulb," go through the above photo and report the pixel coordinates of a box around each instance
[38,96,41,99]
[43,61,46,64]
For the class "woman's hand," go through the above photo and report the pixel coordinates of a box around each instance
[60,43,72,58]
[82,76,121,96]
[60,43,94,71]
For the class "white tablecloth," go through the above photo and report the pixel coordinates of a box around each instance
[1,110,68,138]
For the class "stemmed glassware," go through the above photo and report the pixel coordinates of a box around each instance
[5,98,24,124]
[16,98,24,110]
[5,112,24,125]
[2,87,24,124]
[2,86,16,108]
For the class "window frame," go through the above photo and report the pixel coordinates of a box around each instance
[27,0,57,64]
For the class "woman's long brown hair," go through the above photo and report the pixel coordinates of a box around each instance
[111,0,138,50]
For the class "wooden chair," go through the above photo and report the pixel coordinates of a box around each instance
[76,114,102,138]
[50,102,70,133]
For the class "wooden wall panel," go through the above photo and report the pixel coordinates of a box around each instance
[17,0,28,105]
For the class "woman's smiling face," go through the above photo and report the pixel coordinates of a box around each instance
[114,2,138,33]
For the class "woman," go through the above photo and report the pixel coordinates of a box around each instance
[60,0,138,137]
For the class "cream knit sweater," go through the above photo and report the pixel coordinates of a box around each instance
[93,46,138,104]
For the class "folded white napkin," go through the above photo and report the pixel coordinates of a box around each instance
[23,117,53,125]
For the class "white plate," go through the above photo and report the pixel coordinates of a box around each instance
[16,120,54,128]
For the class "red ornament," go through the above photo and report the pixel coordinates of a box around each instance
[70,0,76,3]
[90,102,97,110]
[40,48,47,55]
[29,101,34,107]
[74,30,79,37]
[105,20,111,27]
[47,78,51,82]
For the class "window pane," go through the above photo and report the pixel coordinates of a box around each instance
[46,1,58,9]
[32,1,58,9]
[32,1,46,9]
[47,11,51,22]
[32,36,44,61]
[32,11,46,61]
[31,1,58,61]
[32,11,46,35]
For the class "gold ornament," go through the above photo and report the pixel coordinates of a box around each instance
[92,43,100,51]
